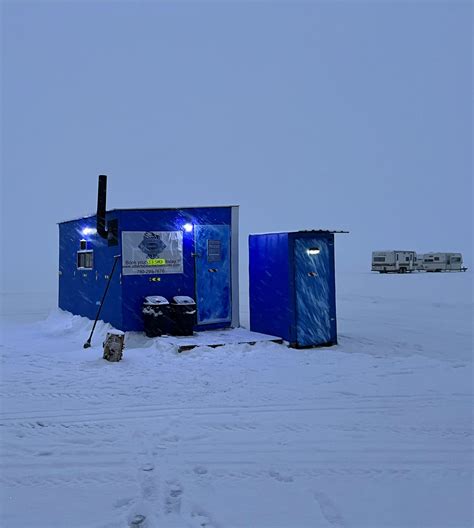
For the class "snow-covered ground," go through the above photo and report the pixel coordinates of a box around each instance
[0,272,472,528]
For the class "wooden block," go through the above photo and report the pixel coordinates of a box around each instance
[103,331,125,362]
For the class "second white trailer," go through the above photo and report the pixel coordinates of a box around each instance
[418,253,464,272]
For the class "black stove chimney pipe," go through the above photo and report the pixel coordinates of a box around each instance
[97,175,108,240]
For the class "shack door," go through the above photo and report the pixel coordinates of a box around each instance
[294,236,335,346]
[194,225,231,324]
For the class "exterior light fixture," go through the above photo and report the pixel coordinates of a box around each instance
[183,223,193,233]
[307,248,320,255]
[82,227,97,236]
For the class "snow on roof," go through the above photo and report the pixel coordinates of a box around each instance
[372,250,416,253]
[249,229,349,236]
[58,205,239,224]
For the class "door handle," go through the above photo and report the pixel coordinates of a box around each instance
[208,268,218,273]
[308,271,318,277]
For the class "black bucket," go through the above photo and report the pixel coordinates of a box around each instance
[142,296,174,337]
[170,296,197,336]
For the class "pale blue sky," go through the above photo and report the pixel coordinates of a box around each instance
[1,0,472,293]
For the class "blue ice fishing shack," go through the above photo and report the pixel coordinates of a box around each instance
[58,176,239,332]
[249,230,345,348]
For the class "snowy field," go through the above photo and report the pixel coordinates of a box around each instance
[0,272,472,528]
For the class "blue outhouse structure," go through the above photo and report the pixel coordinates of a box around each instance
[249,230,339,348]
[59,206,239,332]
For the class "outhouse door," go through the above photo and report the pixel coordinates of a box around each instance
[293,236,335,346]
[194,225,231,324]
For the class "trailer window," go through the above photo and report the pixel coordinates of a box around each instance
[452,257,461,262]
[373,257,385,262]
[434,257,440,261]
[77,250,94,269]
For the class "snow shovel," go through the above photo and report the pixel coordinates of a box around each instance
[83,254,121,349]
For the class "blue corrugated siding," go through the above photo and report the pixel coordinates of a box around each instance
[121,207,232,331]
[58,212,123,329]
[249,231,337,347]
[249,233,293,341]
[293,234,336,346]
[59,207,234,332]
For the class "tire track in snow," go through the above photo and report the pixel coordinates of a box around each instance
[2,392,460,414]
[2,418,470,441]
[1,398,455,424]
[0,471,131,488]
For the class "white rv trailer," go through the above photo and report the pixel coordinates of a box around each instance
[418,253,464,272]
[373,251,466,273]
[371,250,417,273]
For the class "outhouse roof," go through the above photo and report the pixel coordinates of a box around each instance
[249,229,349,236]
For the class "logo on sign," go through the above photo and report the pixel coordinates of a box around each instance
[139,232,167,259]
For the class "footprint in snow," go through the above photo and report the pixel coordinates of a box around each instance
[129,513,146,527]
[313,491,345,527]
[113,497,133,510]
[164,480,183,515]
[191,508,218,528]
[193,465,208,476]
[268,469,294,483]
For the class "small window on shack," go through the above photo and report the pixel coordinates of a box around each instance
[207,240,222,262]
[77,250,94,270]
